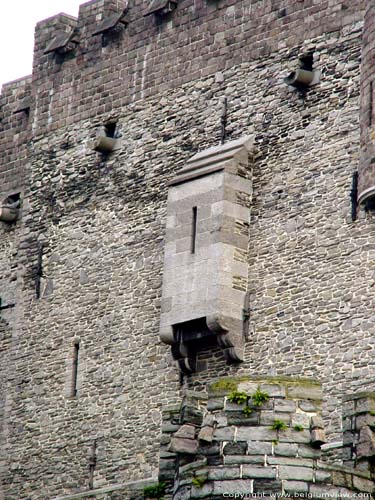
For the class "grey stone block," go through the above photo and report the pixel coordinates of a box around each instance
[287,384,322,401]
[297,444,321,459]
[224,455,265,465]
[283,480,309,493]
[315,470,332,482]
[198,426,214,443]
[253,479,282,493]
[190,482,214,499]
[237,426,277,441]
[242,466,277,479]
[309,485,340,499]
[268,457,314,467]
[310,428,327,447]
[259,384,286,398]
[213,479,254,494]
[247,441,272,455]
[208,467,241,480]
[311,416,324,429]
[279,465,313,481]
[179,458,207,477]
[274,443,298,457]
[299,400,319,412]
[277,429,310,444]
[260,411,291,426]
[213,427,235,441]
[227,412,259,426]
[169,437,198,455]
[223,441,247,455]
[352,475,375,493]
[174,424,196,439]
[274,399,296,413]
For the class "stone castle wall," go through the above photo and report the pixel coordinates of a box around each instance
[0,0,374,499]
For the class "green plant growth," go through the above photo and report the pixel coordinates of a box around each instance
[227,390,247,405]
[243,406,253,416]
[192,476,207,488]
[144,482,166,499]
[369,423,375,432]
[272,439,279,445]
[251,388,270,407]
[294,424,304,432]
[271,419,288,431]
[369,411,375,416]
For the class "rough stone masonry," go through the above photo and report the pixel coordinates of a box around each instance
[0,0,374,499]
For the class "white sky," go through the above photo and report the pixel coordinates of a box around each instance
[0,1,83,91]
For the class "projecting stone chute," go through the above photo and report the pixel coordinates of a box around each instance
[0,194,21,223]
[284,52,320,89]
[44,30,79,55]
[159,136,253,374]
[91,10,128,37]
[143,0,178,17]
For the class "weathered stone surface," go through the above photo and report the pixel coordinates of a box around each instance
[279,466,314,481]
[311,428,327,447]
[213,479,253,494]
[283,480,309,493]
[174,424,196,440]
[242,466,277,479]
[1,0,375,498]
[198,426,214,443]
[223,442,247,455]
[169,437,199,455]
[208,467,240,480]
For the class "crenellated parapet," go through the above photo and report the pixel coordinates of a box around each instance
[0,0,366,135]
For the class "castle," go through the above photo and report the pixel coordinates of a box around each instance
[1,0,375,498]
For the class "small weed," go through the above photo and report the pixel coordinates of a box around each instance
[370,411,375,417]
[272,439,279,445]
[243,406,253,416]
[144,482,166,498]
[369,423,375,432]
[271,419,288,431]
[228,390,247,405]
[192,476,207,488]
[294,424,304,432]
[251,388,269,407]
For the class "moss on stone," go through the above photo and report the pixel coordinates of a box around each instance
[209,375,320,395]
[209,377,249,394]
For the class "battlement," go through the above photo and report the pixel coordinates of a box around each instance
[0,0,366,136]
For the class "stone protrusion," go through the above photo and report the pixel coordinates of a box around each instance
[310,415,327,448]
[158,378,375,498]
[159,136,253,373]
[342,392,375,472]
[358,2,375,209]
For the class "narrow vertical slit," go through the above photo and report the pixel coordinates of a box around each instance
[104,122,117,138]
[88,439,97,489]
[370,81,373,127]
[71,342,80,397]
[35,243,43,299]
[191,206,197,254]
[351,171,358,222]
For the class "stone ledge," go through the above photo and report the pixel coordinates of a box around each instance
[51,477,157,500]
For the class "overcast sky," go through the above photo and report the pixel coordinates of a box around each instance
[0,1,83,91]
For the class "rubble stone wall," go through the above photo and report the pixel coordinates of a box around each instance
[0,1,374,499]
